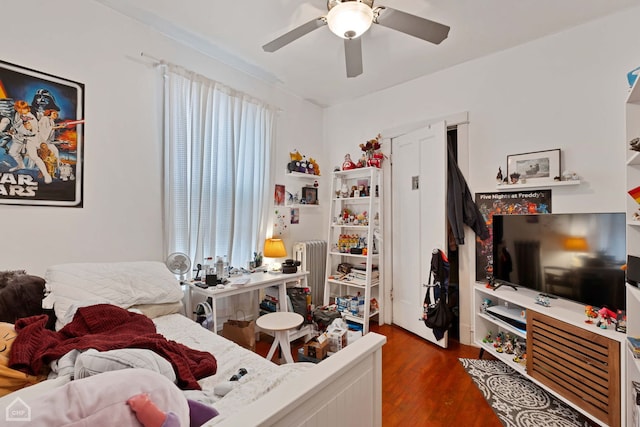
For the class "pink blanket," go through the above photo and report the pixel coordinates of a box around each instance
[10,304,217,389]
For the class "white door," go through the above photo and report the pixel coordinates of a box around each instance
[391,122,448,347]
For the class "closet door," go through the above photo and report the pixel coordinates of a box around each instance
[391,122,448,347]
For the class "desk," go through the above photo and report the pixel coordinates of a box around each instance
[186,270,309,333]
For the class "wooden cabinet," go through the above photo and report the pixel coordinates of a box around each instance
[324,167,383,334]
[527,311,620,427]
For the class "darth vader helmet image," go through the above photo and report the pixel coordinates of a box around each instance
[31,89,60,113]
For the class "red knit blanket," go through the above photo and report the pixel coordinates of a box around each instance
[10,304,217,390]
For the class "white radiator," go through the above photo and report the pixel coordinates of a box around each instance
[293,240,327,307]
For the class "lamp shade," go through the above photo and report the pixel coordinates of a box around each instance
[563,236,589,252]
[326,1,374,39]
[263,238,287,258]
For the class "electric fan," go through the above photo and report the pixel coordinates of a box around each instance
[165,252,191,281]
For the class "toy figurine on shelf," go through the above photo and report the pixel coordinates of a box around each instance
[513,341,526,365]
[342,154,357,170]
[482,331,493,343]
[596,306,618,329]
[493,332,504,352]
[504,339,514,354]
[616,310,627,333]
[584,305,598,324]
[535,294,550,307]
[496,167,503,183]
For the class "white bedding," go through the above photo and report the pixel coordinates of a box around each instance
[45,261,184,330]
[154,313,312,423]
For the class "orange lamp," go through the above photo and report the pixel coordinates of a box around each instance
[263,238,287,258]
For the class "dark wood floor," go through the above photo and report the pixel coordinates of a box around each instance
[256,323,501,427]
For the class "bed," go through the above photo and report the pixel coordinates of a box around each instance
[0,262,386,426]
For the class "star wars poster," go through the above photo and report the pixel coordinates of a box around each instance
[475,190,551,281]
[0,61,84,207]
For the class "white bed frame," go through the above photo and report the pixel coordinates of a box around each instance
[215,332,386,427]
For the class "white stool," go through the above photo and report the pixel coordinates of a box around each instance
[256,312,304,364]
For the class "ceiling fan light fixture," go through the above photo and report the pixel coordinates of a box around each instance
[327,1,374,39]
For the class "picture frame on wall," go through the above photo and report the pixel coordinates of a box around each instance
[274,184,285,206]
[0,60,85,207]
[507,149,560,184]
[301,186,318,205]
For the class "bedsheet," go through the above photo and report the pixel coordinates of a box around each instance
[154,314,313,423]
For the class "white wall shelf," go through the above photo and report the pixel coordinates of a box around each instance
[286,171,320,180]
[627,151,640,166]
[496,180,580,191]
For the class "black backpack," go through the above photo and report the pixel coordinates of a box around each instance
[423,249,453,339]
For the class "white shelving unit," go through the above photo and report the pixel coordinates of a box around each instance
[496,180,580,191]
[626,76,640,427]
[323,167,383,334]
[474,285,529,375]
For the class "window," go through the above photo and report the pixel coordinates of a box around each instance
[162,64,277,271]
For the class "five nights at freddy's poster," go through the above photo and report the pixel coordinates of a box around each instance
[0,60,84,207]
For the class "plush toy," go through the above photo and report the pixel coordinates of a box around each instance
[0,322,46,396]
[128,393,181,427]
[308,157,320,175]
[287,150,303,172]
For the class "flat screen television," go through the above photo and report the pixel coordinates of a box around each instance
[492,212,626,311]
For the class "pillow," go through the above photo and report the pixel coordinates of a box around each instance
[74,348,177,383]
[129,301,184,319]
[45,261,184,329]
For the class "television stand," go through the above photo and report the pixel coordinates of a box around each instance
[489,279,517,291]
[473,282,623,426]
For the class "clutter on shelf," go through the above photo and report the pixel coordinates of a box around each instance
[340,133,386,171]
[287,150,320,175]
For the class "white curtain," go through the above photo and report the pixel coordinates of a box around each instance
[162,63,277,273]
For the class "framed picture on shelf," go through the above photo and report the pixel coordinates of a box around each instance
[302,186,318,205]
[507,149,560,184]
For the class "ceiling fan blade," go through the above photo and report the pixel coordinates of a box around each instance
[344,38,363,78]
[262,18,327,52]
[374,7,450,45]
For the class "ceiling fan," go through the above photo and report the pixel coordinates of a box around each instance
[262,0,450,78]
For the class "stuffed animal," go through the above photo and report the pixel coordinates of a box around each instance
[0,271,46,324]
[287,150,303,172]
[308,157,320,175]
[0,322,46,396]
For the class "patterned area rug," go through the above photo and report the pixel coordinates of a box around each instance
[459,358,599,427]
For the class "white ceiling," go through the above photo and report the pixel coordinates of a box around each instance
[95,0,637,107]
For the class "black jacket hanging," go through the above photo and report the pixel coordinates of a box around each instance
[447,136,489,245]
